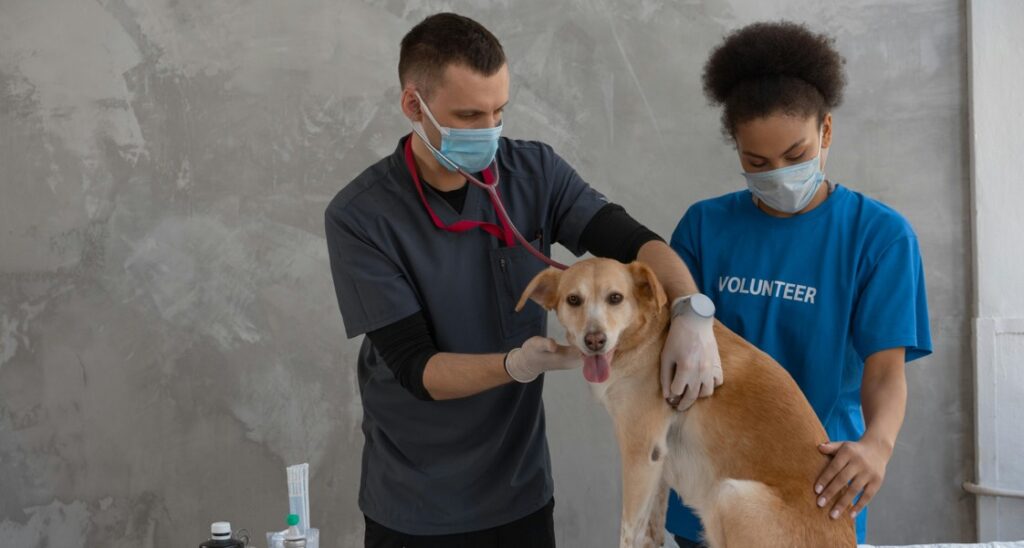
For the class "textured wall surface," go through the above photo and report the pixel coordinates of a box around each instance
[0,1,971,546]
[968,0,1024,540]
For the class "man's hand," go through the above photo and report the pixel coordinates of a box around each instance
[505,336,583,383]
[660,310,723,410]
[814,436,893,519]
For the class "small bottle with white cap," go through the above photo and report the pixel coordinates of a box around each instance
[199,521,245,548]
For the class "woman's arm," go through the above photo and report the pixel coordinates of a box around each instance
[813,347,907,519]
[860,347,908,455]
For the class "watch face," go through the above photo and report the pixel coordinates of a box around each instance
[690,294,715,317]
[673,294,715,319]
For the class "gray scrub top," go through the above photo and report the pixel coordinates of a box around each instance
[325,135,607,535]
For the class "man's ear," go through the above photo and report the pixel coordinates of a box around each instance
[400,87,422,122]
[629,261,668,310]
[517,268,562,312]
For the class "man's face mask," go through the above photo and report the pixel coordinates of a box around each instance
[410,90,502,173]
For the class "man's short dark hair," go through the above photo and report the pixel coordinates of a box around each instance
[399,13,506,96]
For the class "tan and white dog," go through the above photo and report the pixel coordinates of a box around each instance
[517,258,856,548]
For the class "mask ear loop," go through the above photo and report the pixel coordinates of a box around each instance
[409,90,461,172]
[818,126,835,194]
[414,90,449,137]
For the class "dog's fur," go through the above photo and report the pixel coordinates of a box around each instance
[517,258,856,548]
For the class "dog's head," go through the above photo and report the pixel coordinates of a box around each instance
[516,258,668,383]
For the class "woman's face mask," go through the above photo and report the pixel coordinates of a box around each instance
[735,114,831,214]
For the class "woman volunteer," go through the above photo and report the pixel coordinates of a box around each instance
[665,21,933,545]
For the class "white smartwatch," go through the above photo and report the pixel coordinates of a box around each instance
[671,293,715,320]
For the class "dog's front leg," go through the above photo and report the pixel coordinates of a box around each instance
[643,479,669,547]
[615,425,668,548]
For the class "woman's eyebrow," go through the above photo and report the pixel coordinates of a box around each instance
[782,138,808,156]
[742,138,807,160]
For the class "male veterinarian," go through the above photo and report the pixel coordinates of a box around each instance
[325,13,722,547]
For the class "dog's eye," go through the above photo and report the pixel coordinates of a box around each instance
[608,292,623,305]
[567,295,582,307]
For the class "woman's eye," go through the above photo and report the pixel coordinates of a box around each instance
[786,153,805,162]
[608,293,623,305]
[567,295,582,306]
[749,162,766,169]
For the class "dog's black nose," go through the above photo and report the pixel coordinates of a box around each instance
[584,331,607,352]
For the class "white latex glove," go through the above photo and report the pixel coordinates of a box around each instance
[505,336,583,383]
[660,304,723,410]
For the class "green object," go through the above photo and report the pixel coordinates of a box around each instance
[287,514,299,527]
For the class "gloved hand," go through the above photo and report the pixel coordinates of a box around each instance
[505,336,583,383]
[660,302,723,410]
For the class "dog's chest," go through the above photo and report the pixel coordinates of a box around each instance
[589,377,612,403]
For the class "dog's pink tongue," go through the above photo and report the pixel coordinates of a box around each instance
[582,354,611,383]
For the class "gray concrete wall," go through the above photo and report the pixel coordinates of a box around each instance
[968,0,1024,540]
[0,1,971,546]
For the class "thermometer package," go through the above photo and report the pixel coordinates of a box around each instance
[265,463,318,548]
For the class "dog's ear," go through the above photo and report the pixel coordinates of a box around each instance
[517,268,562,311]
[629,261,668,310]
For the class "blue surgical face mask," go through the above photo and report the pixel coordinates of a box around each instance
[742,132,828,214]
[411,91,502,173]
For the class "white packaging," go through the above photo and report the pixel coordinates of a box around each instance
[287,463,310,535]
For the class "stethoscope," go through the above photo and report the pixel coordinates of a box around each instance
[405,129,569,271]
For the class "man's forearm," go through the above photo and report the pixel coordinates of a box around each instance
[637,240,699,302]
[422,352,512,400]
[861,348,907,453]
[421,241,701,400]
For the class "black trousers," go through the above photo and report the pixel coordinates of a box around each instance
[364,498,556,548]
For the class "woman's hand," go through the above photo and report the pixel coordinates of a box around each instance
[814,435,894,519]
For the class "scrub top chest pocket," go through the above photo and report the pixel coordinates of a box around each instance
[490,236,548,342]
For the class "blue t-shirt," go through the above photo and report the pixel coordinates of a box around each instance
[665,184,932,543]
